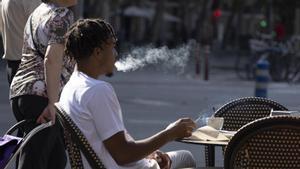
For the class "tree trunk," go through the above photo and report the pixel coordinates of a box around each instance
[71,0,84,19]
[110,0,121,27]
[178,0,190,43]
[85,0,110,20]
[193,0,209,43]
[221,0,241,49]
[149,0,166,45]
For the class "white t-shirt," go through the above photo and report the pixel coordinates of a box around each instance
[59,70,159,169]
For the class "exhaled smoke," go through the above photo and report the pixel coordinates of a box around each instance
[115,42,192,72]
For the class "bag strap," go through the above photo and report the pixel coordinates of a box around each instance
[29,15,44,58]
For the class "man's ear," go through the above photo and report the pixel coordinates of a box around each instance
[93,47,103,60]
[95,47,102,55]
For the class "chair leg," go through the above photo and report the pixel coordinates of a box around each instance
[205,145,215,167]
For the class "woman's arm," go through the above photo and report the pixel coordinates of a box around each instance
[37,43,64,123]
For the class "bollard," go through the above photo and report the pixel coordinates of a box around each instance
[255,58,270,98]
[195,43,201,77]
[204,45,210,80]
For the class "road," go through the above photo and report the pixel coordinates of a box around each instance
[1,62,300,168]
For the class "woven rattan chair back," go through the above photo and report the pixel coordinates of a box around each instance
[224,116,300,169]
[54,103,106,169]
[204,97,288,167]
[214,97,288,131]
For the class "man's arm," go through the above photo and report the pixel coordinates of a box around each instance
[103,118,195,165]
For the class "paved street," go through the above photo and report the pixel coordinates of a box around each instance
[1,58,300,168]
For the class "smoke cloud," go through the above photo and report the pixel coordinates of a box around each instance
[115,42,193,72]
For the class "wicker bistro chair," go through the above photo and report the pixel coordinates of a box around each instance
[54,103,106,169]
[224,115,300,169]
[204,97,288,167]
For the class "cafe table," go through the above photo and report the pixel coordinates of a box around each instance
[177,130,234,167]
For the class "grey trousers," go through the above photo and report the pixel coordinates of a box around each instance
[167,150,196,169]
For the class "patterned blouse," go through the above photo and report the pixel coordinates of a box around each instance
[10,3,75,99]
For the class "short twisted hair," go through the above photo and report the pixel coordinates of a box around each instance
[64,18,116,62]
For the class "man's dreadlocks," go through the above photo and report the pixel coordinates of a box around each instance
[64,18,116,62]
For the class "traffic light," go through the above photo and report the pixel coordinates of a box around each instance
[213,8,221,18]
[212,0,221,20]
[259,20,268,28]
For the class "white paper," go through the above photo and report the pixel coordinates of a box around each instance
[188,126,230,141]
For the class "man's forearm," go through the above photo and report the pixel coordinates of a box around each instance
[130,130,171,161]
[109,129,174,165]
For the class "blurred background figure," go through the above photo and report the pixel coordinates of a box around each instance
[274,17,286,42]
[1,0,40,85]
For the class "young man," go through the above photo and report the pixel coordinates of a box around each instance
[60,18,197,169]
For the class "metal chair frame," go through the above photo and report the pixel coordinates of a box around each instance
[2,120,53,169]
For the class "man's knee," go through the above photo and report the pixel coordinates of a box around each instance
[178,150,196,167]
[167,150,196,168]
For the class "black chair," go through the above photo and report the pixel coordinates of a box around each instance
[54,103,106,169]
[224,115,300,169]
[2,120,53,169]
[205,97,288,167]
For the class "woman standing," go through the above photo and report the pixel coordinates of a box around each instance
[10,0,77,168]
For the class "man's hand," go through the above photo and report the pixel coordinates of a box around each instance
[37,103,56,123]
[147,150,171,169]
[165,118,196,139]
[155,151,171,169]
